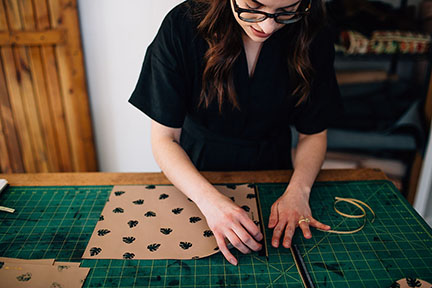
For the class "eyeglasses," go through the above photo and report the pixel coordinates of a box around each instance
[232,0,311,24]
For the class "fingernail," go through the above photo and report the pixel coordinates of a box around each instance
[230,258,237,266]
[257,233,263,241]
[272,240,278,247]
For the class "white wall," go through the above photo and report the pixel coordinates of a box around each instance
[78,0,423,172]
[78,0,182,172]
[414,121,432,227]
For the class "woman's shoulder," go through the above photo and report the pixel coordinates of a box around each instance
[150,0,205,54]
[308,25,338,66]
[159,1,200,35]
[309,25,338,56]
[310,25,331,46]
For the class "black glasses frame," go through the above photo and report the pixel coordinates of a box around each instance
[232,0,311,24]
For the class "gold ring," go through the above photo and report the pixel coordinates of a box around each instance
[298,216,310,225]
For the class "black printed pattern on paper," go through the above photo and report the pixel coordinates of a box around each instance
[123,236,136,244]
[50,282,62,288]
[144,211,156,217]
[147,243,161,252]
[97,229,111,236]
[128,220,138,228]
[113,207,124,213]
[179,242,192,250]
[160,228,173,235]
[123,252,135,259]
[16,272,32,282]
[189,217,201,223]
[241,205,250,212]
[90,247,102,256]
[172,208,184,214]
[57,265,69,271]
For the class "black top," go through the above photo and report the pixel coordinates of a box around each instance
[129,1,342,171]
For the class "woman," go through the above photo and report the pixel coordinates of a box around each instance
[129,0,342,265]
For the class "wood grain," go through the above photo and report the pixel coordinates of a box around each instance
[21,0,59,171]
[2,0,36,172]
[0,29,65,45]
[12,0,48,172]
[34,0,72,171]
[0,103,11,173]
[0,0,97,172]
[48,0,97,171]
[0,4,36,171]
[0,169,388,186]
[0,51,24,172]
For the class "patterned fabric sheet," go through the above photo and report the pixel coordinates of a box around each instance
[82,184,260,260]
[0,257,88,288]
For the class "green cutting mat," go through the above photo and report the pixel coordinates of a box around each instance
[0,181,431,287]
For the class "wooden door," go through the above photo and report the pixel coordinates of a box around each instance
[0,0,97,173]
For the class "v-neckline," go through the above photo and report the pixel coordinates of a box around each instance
[244,44,263,79]
[241,38,265,81]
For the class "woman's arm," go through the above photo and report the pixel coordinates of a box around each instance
[151,120,263,265]
[268,129,331,248]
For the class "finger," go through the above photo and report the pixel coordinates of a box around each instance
[309,216,331,230]
[268,203,279,228]
[215,233,237,266]
[271,221,286,248]
[232,223,262,252]
[225,230,251,254]
[239,214,263,242]
[282,220,296,248]
[299,220,312,239]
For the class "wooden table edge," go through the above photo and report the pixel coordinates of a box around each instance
[0,168,387,186]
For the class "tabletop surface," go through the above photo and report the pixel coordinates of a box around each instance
[1,169,431,288]
[0,168,387,185]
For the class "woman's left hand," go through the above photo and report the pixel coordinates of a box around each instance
[268,189,330,248]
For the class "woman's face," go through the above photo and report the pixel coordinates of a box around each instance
[230,0,302,43]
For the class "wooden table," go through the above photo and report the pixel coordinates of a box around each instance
[0,168,387,186]
[5,168,429,288]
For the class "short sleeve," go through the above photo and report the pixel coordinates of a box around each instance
[292,27,343,134]
[128,3,191,128]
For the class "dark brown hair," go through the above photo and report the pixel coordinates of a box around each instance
[191,0,327,112]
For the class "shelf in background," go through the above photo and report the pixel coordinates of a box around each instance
[335,51,430,61]
[336,70,399,85]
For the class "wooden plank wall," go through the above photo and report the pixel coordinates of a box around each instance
[0,0,97,173]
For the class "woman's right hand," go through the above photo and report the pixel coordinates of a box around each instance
[151,122,262,265]
[200,194,263,265]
